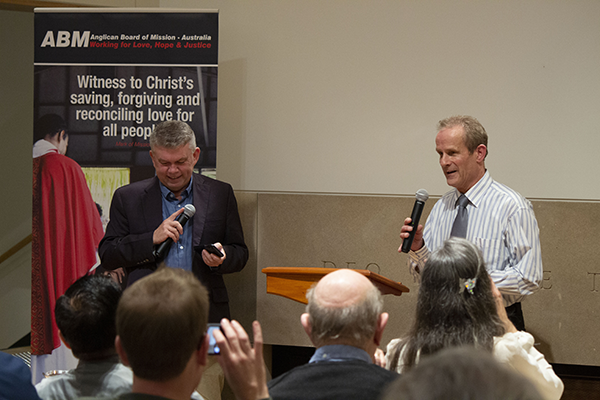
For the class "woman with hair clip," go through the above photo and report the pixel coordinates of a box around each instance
[385,237,563,400]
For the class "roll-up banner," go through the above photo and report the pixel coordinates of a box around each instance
[31,8,218,371]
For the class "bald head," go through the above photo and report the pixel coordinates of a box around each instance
[303,269,386,350]
[312,269,374,309]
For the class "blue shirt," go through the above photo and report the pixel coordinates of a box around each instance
[159,178,193,271]
[408,171,543,306]
[309,344,373,364]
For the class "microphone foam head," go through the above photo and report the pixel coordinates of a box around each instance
[183,204,196,217]
[415,189,429,202]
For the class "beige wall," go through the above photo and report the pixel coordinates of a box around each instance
[0,9,35,348]
[2,1,600,361]
[171,0,600,200]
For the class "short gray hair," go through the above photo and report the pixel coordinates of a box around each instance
[305,280,383,347]
[149,120,196,151]
[437,115,488,158]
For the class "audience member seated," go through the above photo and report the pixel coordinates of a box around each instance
[35,274,132,399]
[267,269,397,400]
[385,237,563,400]
[380,346,543,400]
[113,267,268,400]
[0,352,42,400]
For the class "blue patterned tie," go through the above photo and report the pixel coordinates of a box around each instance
[450,194,469,238]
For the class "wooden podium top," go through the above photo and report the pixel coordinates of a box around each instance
[261,267,410,305]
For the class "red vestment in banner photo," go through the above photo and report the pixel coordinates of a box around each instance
[31,150,104,355]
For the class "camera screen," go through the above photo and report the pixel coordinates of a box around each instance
[207,324,221,355]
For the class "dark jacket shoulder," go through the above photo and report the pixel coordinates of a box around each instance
[268,360,397,400]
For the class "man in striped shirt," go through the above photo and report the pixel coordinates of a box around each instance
[399,115,543,330]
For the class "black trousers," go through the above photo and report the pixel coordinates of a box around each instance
[505,302,525,331]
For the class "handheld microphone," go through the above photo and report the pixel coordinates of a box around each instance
[401,189,429,253]
[153,204,196,260]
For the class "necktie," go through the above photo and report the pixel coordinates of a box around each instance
[450,194,469,238]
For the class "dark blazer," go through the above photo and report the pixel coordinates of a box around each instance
[98,173,248,321]
[267,359,398,400]
[0,352,41,400]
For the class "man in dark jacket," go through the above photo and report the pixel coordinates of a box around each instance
[267,269,397,400]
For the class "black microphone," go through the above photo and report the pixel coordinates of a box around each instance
[153,204,196,260]
[401,189,429,253]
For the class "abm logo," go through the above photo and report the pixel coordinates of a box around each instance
[40,31,90,47]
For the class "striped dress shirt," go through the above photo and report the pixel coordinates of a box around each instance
[408,171,543,306]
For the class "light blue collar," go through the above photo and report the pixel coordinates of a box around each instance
[309,344,372,364]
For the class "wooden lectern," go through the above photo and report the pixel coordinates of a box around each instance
[261,267,409,304]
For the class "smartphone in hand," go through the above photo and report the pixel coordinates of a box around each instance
[204,244,224,258]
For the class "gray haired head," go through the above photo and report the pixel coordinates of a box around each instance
[149,120,196,151]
